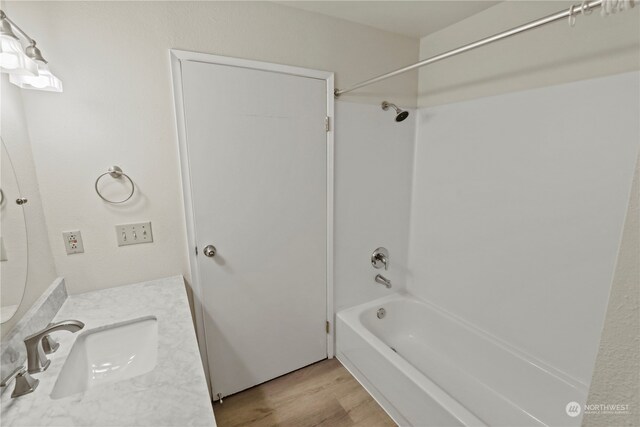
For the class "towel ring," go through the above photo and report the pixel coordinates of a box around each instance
[94,166,135,204]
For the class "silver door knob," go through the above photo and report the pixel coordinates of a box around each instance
[203,245,217,257]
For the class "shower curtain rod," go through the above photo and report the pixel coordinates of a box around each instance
[334,0,604,97]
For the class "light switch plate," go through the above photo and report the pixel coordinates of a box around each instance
[62,230,84,254]
[116,222,153,246]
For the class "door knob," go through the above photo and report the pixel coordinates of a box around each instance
[203,245,217,257]
[16,198,28,205]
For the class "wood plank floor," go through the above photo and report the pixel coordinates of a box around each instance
[213,358,397,427]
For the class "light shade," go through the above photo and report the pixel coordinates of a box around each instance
[10,60,62,92]
[0,33,37,76]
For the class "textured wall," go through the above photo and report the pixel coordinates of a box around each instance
[583,159,640,427]
[0,77,58,338]
[4,1,418,296]
[418,1,640,107]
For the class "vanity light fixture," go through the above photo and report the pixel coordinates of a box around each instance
[10,42,62,92]
[0,12,37,76]
[0,10,63,92]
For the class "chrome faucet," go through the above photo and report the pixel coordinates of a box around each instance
[24,320,84,373]
[375,274,392,289]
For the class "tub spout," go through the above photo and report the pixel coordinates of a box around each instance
[375,274,392,289]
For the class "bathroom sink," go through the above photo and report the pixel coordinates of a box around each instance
[50,316,158,399]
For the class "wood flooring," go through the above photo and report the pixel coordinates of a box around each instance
[212,358,396,427]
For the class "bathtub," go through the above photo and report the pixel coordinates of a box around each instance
[336,293,588,427]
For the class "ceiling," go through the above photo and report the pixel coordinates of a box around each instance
[278,1,500,39]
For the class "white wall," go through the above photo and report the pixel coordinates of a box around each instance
[418,1,640,107]
[0,77,58,337]
[334,101,415,310]
[407,72,640,385]
[4,1,418,296]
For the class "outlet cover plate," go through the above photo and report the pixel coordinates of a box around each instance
[116,222,153,246]
[62,231,84,255]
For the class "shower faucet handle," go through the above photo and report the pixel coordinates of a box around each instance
[371,247,389,270]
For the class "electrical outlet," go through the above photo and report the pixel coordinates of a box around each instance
[116,222,153,246]
[62,230,84,255]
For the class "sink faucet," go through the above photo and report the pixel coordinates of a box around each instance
[375,274,392,289]
[24,320,84,373]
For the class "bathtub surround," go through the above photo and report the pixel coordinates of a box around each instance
[0,278,67,380]
[336,73,639,424]
[414,3,640,423]
[0,76,58,338]
[408,72,640,386]
[0,276,214,427]
[334,101,415,310]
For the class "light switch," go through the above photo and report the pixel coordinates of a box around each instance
[116,222,153,246]
[62,231,84,255]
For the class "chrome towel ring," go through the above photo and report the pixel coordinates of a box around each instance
[94,166,135,204]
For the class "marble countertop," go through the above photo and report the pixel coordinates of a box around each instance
[0,276,216,426]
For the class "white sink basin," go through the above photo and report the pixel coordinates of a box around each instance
[51,316,158,399]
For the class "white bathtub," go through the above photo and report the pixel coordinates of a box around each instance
[336,293,588,427]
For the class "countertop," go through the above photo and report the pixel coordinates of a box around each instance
[0,276,216,426]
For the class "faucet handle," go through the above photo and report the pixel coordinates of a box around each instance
[371,247,389,270]
[0,366,39,398]
[42,334,60,354]
[41,323,61,354]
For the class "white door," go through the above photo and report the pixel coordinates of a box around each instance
[181,60,328,397]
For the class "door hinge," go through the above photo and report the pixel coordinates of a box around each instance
[325,117,330,132]
[195,246,198,256]
[326,321,330,334]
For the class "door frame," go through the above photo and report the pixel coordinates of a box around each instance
[169,49,335,391]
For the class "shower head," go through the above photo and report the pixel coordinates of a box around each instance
[381,101,409,122]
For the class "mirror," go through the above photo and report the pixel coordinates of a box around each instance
[0,137,28,323]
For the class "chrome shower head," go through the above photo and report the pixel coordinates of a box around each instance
[381,101,409,122]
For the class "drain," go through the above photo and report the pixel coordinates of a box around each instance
[377,308,386,319]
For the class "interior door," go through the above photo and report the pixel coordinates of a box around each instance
[181,60,328,397]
